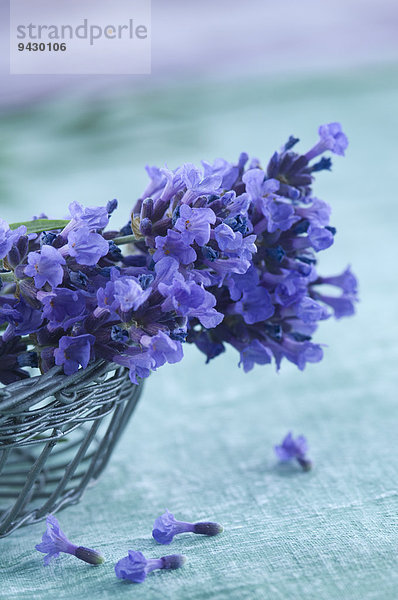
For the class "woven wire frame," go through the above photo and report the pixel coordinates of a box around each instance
[0,360,143,537]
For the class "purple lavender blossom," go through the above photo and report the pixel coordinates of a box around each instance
[153,230,197,264]
[157,167,186,203]
[115,550,186,583]
[226,266,259,301]
[214,227,257,262]
[0,219,27,260]
[270,337,323,371]
[159,275,203,315]
[315,266,358,294]
[54,334,95,375]
[152,510,223,545]
[24,245,65,288]
[35,514,104,565]
[159,275,223,328]
[127,351,155,384]
[312,292,356,319]
[234,286,274,324]
[296,297,329,323]
[39,288,86,331]
[113,278,150,312]
[260,198,300,233]
[143,165,168,198]
[295,197,331,226]
[238,340,272,373]
[60,201,109,238]
[175,204,216,245]
[242,169,280,204]
[202,152,248,190]
[66,227,109,266]
[1,299,43,339]
[141,331,183,368]
[214,223,245,252]
[305,122,349,160]
[307,224,334,251]
[180,163,222,203]
[190,330,225,363]
[274,431,312,471]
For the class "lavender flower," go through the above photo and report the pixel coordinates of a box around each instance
[113,278,150,312]
[35,514,104,565]
[38,288,86,331]
[0,123,357,385]
[305,122,349,160]
[115,550,185,583]
[0,219,26,260]
[175,205,216,246]
[238,340,272,373]
[274,432,312,471]
[66,227,109,266]
[54,334,95,375]
[153,230,197,264]
[234,286,274,324]
[60,201,109,238]
[180,163,222,203]
[141,331,184,368]
[152,510,223,545]
[24,245,65,288]
[315,266,358,294]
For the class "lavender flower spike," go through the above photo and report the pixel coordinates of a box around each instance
[35,514,104,565]
[274,431,312,471]
[115,550,186,583]
[152,509,223,545]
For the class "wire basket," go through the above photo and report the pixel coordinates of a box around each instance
[0,360,143,537]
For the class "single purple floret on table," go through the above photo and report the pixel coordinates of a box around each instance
[35,514,104,565]
[114,550,186,583]
[0,122,358,383]
[274,432,313,471]
[152,509,223,544]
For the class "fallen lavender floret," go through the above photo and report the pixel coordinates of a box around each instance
[35,514,104,565]
[115,550,186,583]
[152,509,223,544]
[274,431,312,471]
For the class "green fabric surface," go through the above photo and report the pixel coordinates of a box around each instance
[1,66,398,599]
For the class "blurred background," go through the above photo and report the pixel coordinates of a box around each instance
[1,0,398,224]
[2,2,398,598]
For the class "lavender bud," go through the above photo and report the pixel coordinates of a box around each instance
[161,554,186,570]
[193,522,224,536]
[7,246,21,268]
[140,218,152,236]
[140,197,154,220]
[151,217,172,236]
[107,240,123,261]
[152,198,171,222]
[107,198,118,215]
[74,546,104,565]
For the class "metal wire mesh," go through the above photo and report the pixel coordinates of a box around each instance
[0,360,143,537]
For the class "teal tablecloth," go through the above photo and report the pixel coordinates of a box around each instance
[1,66,398,599]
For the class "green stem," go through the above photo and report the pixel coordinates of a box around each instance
[0,272,15,283]
[112,234,136,245]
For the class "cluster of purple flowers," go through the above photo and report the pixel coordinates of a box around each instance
[0,123,357,385]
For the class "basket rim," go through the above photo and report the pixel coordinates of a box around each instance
[0,359,121,414]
